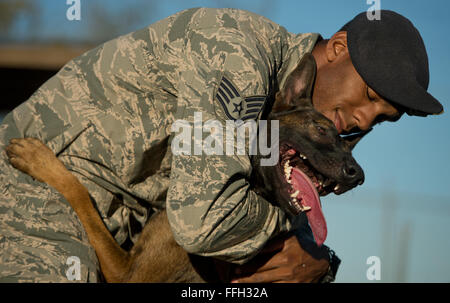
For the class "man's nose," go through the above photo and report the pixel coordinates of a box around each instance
[354,105,378,131]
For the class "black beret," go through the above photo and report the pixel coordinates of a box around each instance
[341,10,444,116]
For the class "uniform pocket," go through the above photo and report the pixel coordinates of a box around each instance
[46,119,93,156]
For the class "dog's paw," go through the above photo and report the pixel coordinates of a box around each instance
[6,138,63,184]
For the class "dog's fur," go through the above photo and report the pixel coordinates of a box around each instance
[6,53,367,282]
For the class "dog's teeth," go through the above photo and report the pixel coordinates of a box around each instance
[284,168,291,179]
[290,190,300,198]
[284,160,293,181]
[300,154,307,160]
[334,184,340,191]
[301,206,311,212]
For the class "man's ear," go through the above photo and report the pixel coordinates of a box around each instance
[326,31,348,62]
[272,53,317,114]
[343,128,373,151]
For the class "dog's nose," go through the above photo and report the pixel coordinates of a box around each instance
[343,165,357,177]
[342,161,364,185]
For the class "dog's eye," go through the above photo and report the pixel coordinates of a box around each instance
[316,125,326,135]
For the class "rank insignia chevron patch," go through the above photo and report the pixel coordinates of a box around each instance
[215,76,266,121]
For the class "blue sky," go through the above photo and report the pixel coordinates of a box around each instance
[2,0,450,282]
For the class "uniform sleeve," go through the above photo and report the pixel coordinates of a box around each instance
[165,26,295,264]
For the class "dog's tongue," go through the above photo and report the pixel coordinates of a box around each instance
[291,167,327,246]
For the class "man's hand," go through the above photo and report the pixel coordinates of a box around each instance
[231,234,329,283]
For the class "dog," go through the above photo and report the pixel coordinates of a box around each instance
[5,53,367,282]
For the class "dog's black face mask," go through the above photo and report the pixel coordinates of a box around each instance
[251,53,368,246]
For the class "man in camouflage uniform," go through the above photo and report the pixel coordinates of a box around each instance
[0,8,321,282]
[0,8,442,282]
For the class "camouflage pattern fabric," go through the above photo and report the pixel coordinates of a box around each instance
[0,8,320,281]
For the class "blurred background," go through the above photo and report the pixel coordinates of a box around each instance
[0,0,448,282]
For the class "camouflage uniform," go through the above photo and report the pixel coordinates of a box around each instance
[0,8,320,282]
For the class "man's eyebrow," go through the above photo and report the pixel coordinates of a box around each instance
[373,112,403,125]
[387,113,403,122]
[389,106,406,121]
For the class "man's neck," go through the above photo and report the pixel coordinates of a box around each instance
[311,39,329,71]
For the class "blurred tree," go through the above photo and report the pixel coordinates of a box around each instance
[0,0,277,44]
[0,0,39,41]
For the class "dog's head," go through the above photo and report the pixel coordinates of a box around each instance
[251,53,367,246]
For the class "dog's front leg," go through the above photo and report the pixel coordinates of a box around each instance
[6,138,131,282]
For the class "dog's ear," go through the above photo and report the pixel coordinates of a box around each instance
[272,53,317,114]
[343,128,373,151]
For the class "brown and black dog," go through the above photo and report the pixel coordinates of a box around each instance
[5,53,367,282]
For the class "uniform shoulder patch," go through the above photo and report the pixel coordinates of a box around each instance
[215,76,266,121]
